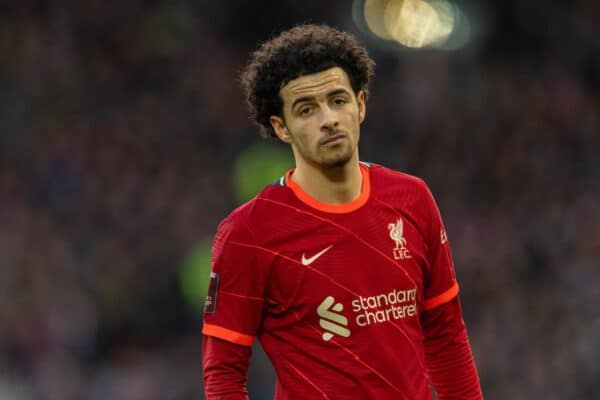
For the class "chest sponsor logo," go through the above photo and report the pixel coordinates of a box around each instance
[316,288,418,341]
[317,296,350,341]
[301,245,333,266]
[353,288,417,327]
[388,218,412,260]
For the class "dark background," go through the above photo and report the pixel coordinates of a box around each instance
[0,1,598,399]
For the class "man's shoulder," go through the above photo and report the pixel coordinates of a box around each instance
[218,178,292,234]
[367,162,429,192]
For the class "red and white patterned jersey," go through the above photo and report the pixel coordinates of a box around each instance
[203,162,459,400]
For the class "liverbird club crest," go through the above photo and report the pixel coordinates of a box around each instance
[388,219,412,260]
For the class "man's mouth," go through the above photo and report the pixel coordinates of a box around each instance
[321,132,346,146]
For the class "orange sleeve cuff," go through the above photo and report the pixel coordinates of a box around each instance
[423,282,459,311]
[203,323,255,346]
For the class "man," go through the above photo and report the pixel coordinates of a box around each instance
[202,24,483,399]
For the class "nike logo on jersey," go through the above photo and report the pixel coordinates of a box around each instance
[301,245,333,266]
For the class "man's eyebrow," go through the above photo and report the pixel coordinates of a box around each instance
[290,88,351,110]
[291,95,314,110]
[327,88,351,98]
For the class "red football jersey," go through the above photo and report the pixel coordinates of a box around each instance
[203,162,459,399]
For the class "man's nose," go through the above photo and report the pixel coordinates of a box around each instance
[319,106,339,131]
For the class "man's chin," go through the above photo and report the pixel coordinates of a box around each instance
[321,153,352,169]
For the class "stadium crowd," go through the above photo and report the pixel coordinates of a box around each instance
[0,1,598,399]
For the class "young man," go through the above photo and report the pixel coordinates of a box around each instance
[202,24,483,399]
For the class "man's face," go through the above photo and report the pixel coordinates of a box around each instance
[270,67,366,169]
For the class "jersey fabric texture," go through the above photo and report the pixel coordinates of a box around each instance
[203,162,459,400]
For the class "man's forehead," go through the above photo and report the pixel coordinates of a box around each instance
[281,67,351,98]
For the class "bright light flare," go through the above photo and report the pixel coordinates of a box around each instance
[364,0,392,40]
[384,0,448,48]
[354,0,470,50]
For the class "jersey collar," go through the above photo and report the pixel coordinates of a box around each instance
[284,162,371,214]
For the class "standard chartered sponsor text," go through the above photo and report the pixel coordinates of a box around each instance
[352,288,417,327]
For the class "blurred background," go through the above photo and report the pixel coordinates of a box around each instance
[0,0,598,399]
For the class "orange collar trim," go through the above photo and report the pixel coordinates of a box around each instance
[285,163,370,214]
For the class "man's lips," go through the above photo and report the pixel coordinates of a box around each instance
[321,132,347,145]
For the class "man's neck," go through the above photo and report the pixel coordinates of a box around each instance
[290,158,363,205]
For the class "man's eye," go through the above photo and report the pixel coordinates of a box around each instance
[332,98,347,105]
[299,106,313,115]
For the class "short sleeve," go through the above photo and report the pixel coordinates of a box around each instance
[421,183,459,311]
[202,215,268,346]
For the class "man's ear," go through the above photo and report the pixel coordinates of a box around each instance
[270,116,292,144]
[357,90,366,123]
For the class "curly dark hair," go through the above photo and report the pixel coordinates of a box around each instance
[241,24,376,138]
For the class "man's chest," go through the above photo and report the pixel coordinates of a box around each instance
[259,204,430,336]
